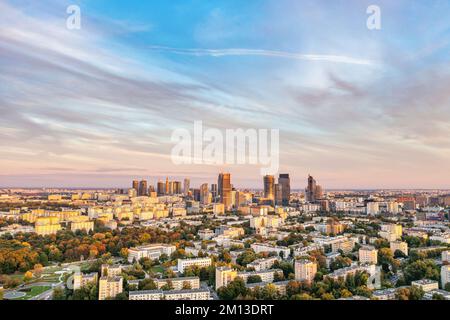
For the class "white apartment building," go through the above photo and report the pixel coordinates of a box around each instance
[411,279,439,292]
[177,257,212,273]
[442,250,449,264]
[247,257,279,271]
[441,265,450,289]
[127,244,176,263]
[155,276,200,290]
[250,243,290,258]
[129,289,210,300]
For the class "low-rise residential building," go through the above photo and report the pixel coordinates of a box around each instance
[411,279,439,292]
[247,257,279,271]
[155,276,200,290]
[177,257,212,273]
[250,243,290,258]
[127,244,176,263]
[129,289,210,300]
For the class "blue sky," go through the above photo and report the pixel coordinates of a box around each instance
[1,0,450,188]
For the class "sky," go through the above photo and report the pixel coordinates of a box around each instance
[1,0,450,189]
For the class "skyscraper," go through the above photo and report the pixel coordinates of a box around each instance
[132,180,139,193]
[200,183,209,205]
[165,177,169,195]
[138,179,148,196]
[218,173,232,210]
[157,181,165,196]
[211,184,218,202]
[263,175,275,200]
[305,175,323,202]
[173,181,182,195]
[278,173,291,206]
[183,178,190,196]
[274,183,282,206]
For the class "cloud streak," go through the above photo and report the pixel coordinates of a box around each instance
[146,46,377,66]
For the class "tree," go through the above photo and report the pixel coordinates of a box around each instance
[182,281,192,290]
[395,288,410,300]
[119,248,128,260]
[138,278,157,290]
[52,287,66,300]
[247,275,262,284]
[321,293,334,300]
[33,264,44,277]
[445,283,450,292]
[23,270,33,282]
[217,277,249,300]
[292,293,312,300]
[394,249,407,259]
[408,286,424,300]
[403,260,439,284]
[236,250,257,267]
[161,280,173,291]
[273,271,285,282]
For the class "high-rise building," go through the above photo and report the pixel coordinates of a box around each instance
[211,184,218,202]
[218,173,232,210]
[138,179,148,196]
[98,276,123,300]
[183,178,190,196]
[294,260,317,283]
[274,184,282,206]
[165,177,169,195]
[173,181,182,195]
[193,189,201,201]
[200,183,209,205]
[157,181,165,196]
[132,180,139,192]
[305,175,322,202]
[278,174,291,206]
[263,175,275,200]
[359,246,378,264]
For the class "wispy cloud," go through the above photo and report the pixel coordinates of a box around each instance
[146,46,378,66]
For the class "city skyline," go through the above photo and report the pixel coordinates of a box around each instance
[1,0,450,189]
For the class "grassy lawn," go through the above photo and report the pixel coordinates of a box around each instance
[14,285,52,300]
[151,265,165,273]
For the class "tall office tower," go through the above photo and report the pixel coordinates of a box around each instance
[314,185,323,200]
[278,174,291,206]
[184,178,190,196]
[157,181,165,196]
[148,185,155,193]
[174,181,182,194]
[200,183,209,205]
[274,183,283,205]
[263,175,275,200]
[211,184,218,202]
[218,173,232,210]
[193,189,201,202]
[168,181,174,195]
[138,179,148,196]
[165,177,169,195]
[132,180,139,192]
[305,175,322,202]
